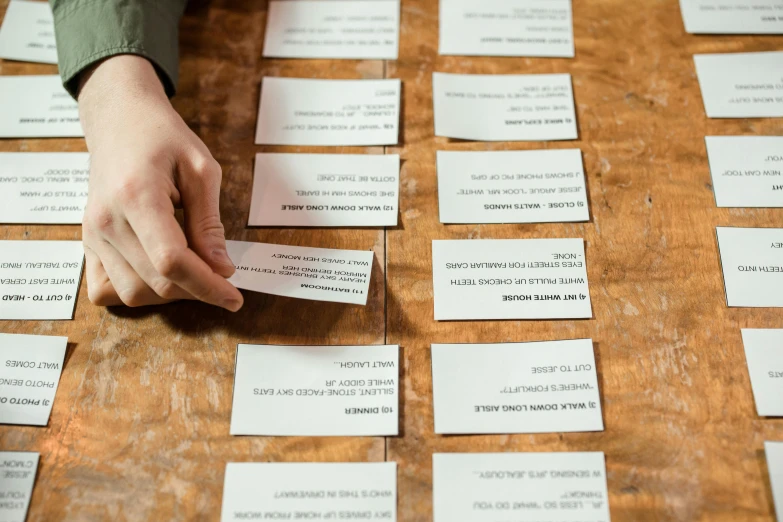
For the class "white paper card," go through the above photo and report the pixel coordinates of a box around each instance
[439,0,574,57]
[0,0,56,64]
[433,72,577,141]
[226,240,373,305]
[0,152,89,224]
[432,452,610,522]
[437,149,588,223]
[255,77,400,146]
[0,451,38,522]
[741,329,783,417]
[431,339,602,434]
[432,238,591,320]
[231,344,398,436]
[264,0,399,59]
[249,153,399,227]
[0,76,82,138]
[694,52,783,118]
[716,227,783,307]
[768,441,783,522]
[679,0,783,34]
[220,462,397,522]
[0,241,83,320]
[0,333,66,426]
[707,136,783,207]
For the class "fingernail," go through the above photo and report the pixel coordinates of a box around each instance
[212,248,233,267]
[223,298,243,312]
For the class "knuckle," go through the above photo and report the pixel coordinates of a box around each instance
[87,281,116,307]
[117,286,146,308]
[84,206,114,234]
[191,157,222,182]
[115,177,145,201]
[151,278,179,300]
[152,248,186,279]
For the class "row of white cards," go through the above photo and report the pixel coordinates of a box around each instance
[6,136,783,229]
[229,340,602,436]
[228,448,773,522]
[686,14,783,518]
[8,136,783,229]
[8,50,782,144]
[227,334,783,437]
[0,73,581,142]
[220,455,609,522]
[257,73,580,144]
[6,450,783,522]
[2,58,781,140]
[0,148,590,226]
[0,238,596,319]
[3,328,778,432]
[7,0,783,65]
[0,0,579,64]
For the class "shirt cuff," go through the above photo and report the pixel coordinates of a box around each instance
[51,0,184,98]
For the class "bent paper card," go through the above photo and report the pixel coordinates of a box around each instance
[0,152,89,224]
[431,339,603,434]
[0,76,82,138]
[226,240,373,305]
[249,153,399,227]
[221,462,397,522]
[440,0,574,57]
[264,0,399,59]
[694,52,783,118]
[437,149,588,223]
[0,333,66,426]
[432,452,610,522]
[255,77,400,146]
[231,344,399,436]
[0,0,56,64]
[0,240,84,320]
[432,72,577,142]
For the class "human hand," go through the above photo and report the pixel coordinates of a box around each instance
[77,55,243,311]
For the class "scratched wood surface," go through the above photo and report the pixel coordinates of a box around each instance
[0,0,782,520]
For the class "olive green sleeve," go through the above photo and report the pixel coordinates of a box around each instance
[48,0,188,98]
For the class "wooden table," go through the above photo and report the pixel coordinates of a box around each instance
[1,0,782,520]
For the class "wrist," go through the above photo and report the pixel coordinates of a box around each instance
[78,55,171,134]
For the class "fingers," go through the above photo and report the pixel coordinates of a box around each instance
[86,240,173,307]
[84,246,122,307]
[105,220,195,302]
[177,157,236,278]
[122,188,244,312]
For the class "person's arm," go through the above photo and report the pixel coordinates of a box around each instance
[50,0,186,98]
[50,1,244,311]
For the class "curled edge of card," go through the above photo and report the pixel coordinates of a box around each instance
[225,240,375,306]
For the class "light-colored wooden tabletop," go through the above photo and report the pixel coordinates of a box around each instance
[1,0,782,520]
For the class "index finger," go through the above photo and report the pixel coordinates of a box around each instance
[124,198,243,311]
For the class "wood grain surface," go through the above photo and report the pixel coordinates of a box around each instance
[0,0,782,520]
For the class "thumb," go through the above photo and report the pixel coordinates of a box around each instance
[179,155,236,278]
